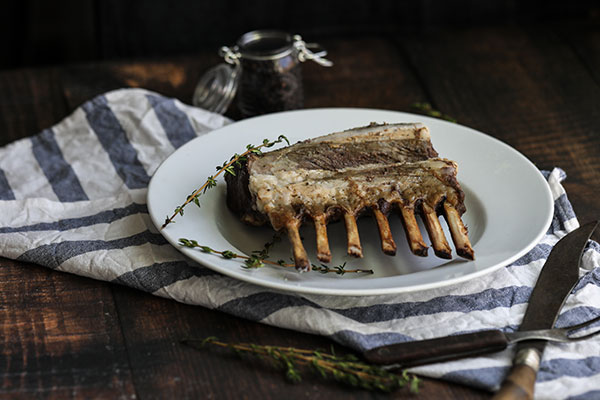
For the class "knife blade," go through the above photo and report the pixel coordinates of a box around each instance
[362,221,598,381]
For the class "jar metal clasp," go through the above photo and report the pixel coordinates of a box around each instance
[193,31,332,116]
[292,35,333,67]
[219,46,242,67]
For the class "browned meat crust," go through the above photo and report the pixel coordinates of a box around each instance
[225,122,474,271]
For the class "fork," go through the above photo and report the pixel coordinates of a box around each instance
[506,314,600,343]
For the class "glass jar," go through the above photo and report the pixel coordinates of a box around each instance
[193,30,332,118]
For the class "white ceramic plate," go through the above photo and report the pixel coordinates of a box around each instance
[147,108,553,296]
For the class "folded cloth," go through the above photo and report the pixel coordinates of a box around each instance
[0,88,598,399]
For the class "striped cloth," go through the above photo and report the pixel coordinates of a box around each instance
[1,88,599,399]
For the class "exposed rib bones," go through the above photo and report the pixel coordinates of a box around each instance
[226,123,474,271]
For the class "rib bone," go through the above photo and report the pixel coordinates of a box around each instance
[443,202,475,260]
[344,212,363,257]
[286,220,311,271]
[373,207,397,255]
[399,205,428,257]
[313,214,332,263]
[421,203,453,259]
[225,122,474,270]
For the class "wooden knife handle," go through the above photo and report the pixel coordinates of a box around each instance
[492,348,541,400]
[363,329,508,367]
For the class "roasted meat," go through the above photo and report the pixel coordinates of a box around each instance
[226,122,474,271]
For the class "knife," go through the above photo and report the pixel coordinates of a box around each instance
[363,221,598,396]
[491,220,598,399]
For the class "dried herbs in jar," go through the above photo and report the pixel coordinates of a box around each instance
[194,30,332,117]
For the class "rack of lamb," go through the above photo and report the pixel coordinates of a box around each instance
[225,123,474,271]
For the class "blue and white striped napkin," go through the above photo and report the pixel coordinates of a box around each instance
[0,89,598,399]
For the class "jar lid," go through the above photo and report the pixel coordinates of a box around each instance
[237,30,294,60]
[192,63,239,115]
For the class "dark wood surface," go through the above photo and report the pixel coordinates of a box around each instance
[1,23,599,399]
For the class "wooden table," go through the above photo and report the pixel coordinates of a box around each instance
[1,24,599,399]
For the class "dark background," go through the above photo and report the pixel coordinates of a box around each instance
[2,2,600,400]
[2,0,599,70]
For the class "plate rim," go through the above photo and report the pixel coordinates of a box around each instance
[147,107,554,296]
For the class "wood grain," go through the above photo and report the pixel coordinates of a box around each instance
[3,26,599,399]
[0,68,68,146]
[492,364,537,400]
[0,258,135,399]
[0,69,136,398]
[109,283,487,400]
[303,37,427,111]
[399,26,600,222]
[557,21,600,88]
[363,330,508,367]
[59,56,220,111]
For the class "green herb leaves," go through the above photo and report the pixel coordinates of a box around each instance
[182,337,420,393]
[411,102,457,123]
[178,236,374,275]
[168,134,372,276]
[311,261,363,275]
[162,135,289,229]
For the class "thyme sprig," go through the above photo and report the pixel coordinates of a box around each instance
[411,102,457,123]
[161,135,290,228]
[182,337,420,393]
[178,237,374,275]
[312,262,354,275]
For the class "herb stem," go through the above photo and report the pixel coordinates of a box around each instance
[411,102,457,123]
[184,337,419,393]
[178,238,374,275]
[162,135,289,229]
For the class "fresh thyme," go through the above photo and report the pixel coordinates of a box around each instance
[161,135,290,228]
[411,102,457,123]
[182,337,420,393]
[312,262,354,275]
[178,237,374,275]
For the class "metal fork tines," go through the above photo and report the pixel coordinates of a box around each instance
[506,315,600,343]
